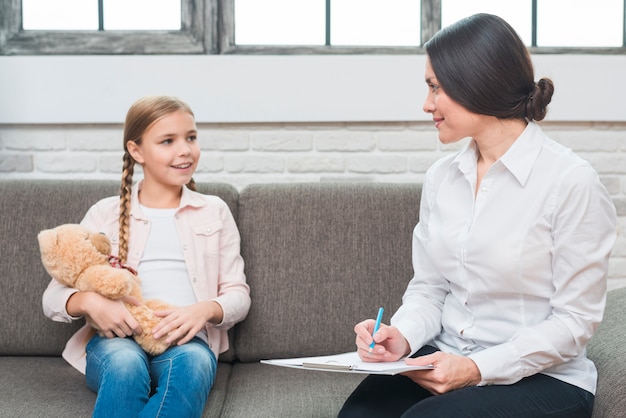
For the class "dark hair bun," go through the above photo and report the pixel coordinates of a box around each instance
[526,78,554,121]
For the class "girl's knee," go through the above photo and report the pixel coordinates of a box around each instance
[174,343,217,388]
[187,345,216,371]
[86,339,150,394]
[89,338,148,375]
[109,349,149,375]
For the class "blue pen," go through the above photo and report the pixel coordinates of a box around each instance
[369,307,384,351]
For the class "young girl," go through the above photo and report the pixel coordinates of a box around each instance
[42,96,251,418]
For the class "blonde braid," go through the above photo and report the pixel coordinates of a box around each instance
[118,151,134,263]
[186,177,197,192]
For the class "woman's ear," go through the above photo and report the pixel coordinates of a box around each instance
[126,141,144,164]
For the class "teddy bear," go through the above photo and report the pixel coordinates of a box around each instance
[37,223,174,355]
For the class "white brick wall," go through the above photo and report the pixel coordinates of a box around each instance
[1,121,625,289]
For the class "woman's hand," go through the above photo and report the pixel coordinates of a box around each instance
[354,320,411,362]
[67,291,142,338]
[152,301,223,346]
[403,351,481,395]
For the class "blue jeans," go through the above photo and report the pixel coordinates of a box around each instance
[86,335,216,418]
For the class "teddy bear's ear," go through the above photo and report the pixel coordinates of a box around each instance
[37,229,60,276]
[37,229,57,258]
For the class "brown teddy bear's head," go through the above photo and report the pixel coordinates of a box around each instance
[38,223,174,355]
[38,223,112,288]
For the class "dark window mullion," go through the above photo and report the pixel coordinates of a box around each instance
[623,0,626,47]
[325,0,331,46]
[98,0,104,31]
[531,0,537,47]
[422,0,441,45]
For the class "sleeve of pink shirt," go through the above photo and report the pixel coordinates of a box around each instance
[210,202,251,330]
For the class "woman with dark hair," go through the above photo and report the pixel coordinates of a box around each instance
[339,13,616,418]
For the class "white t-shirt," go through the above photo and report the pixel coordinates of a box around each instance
[137,205,198,307]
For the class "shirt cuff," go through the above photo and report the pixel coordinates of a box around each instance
[469,342,524,386]
[391,317,425,356]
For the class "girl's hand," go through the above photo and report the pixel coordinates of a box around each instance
[152,301,223,346]
[354,321,410,362]
[68,291,142,338]
[403,352,481,395]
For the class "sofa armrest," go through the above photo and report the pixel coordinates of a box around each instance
[588,287,626,417]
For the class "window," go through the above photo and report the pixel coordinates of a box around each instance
[1,0,209,54]
[1,0,625,54]
[22,0,181,31]
[535,0,623,47]
[22,0,100,30]
[441,0,624,48]
[234,0,421,47]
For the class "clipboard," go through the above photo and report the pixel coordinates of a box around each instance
[261,351,434,375]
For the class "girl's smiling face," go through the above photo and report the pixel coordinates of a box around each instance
[128,109,200,190]
[422,57,484,145]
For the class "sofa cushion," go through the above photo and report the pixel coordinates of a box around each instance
[219,362,364,417]
[235,182,421,362]
[0,357,95,416]
[0,356,232,418]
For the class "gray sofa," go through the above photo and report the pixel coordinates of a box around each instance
[0,180,624,418]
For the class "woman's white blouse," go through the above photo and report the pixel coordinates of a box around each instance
[391,122,617,394]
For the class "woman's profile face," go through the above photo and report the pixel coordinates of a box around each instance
[422,57,484,144]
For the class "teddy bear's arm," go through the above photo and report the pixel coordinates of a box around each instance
[75,265,134,299]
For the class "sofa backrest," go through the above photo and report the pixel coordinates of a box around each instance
[0,180,239,357]
[0,180,421,362]
[235,183,421,362]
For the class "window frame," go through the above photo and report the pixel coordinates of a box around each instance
[1,0,625,55]
[0,0,219,54]
[218,0,439,55]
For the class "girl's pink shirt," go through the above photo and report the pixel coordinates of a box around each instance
[42,182,251,373]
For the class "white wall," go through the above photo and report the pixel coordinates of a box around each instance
[1,54,626,124]
[1,54,625,289]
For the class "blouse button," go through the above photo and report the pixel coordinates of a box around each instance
[207,228,211,233]
[183,245,188,251]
